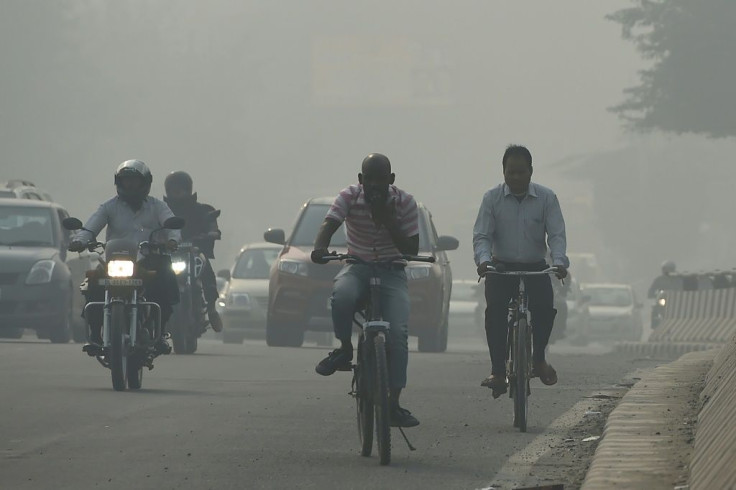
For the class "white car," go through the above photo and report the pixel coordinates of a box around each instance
[580,283,644,342]
[219,243,281,343]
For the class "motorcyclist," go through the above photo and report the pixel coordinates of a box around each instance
[647,260,683,298]
[163,171,223,332]
[68,160,180,355]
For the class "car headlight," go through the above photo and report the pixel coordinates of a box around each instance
[229,292,251,307]
[657,298,666,306]
[108,260,135,278]
[26,260,56,285]
[406,265,432,280]
[172,260,187,275]
[278,259,308,276]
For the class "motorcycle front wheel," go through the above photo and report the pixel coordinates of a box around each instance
[109,302,128,391]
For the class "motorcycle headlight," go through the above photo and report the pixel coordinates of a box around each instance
[657,298,666,306]
[26,260,56,285]
[108,260,135,278]
[278,259,308,276]
[406,265,432,280]
[172,260,187,275]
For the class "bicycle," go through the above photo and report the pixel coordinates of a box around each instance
[480,264,560,432]
[320,253,435,465]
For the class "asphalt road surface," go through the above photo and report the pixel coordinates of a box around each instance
[1,330,646,490]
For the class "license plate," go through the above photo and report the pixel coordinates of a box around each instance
[99,278,143,287]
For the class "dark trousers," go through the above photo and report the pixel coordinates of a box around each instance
[83,256,179,337]
[483,262,556,375]
[200,257,219,306]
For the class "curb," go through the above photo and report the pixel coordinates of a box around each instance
[615,341,720,359]
[581,349,717,490]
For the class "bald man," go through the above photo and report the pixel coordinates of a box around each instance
[311,153,421,428]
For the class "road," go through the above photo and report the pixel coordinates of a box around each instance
[0,330,648,490]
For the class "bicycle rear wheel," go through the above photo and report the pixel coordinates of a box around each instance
[374,333,391,465]
[513,316,529,432]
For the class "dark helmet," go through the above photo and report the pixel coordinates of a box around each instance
[114,159,152,204]
[164,171,193,196]
[661,260,676,275]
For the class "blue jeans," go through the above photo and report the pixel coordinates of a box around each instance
[331,263,410,389]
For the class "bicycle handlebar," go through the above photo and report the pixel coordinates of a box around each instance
[320,253,435,265]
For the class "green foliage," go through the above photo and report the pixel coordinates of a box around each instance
[608,1,736,137]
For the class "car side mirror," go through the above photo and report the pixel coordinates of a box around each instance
[62,217,83,231]
[217,269,231,281]
[163,216,186,230]
[264,228,286,245]
[435,235,459,252]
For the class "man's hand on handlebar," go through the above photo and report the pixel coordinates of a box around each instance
[311,248,334,264]
[477,261,493,277]
[552,265,568,280]
[68,240,87,252]
[166,239,179,252]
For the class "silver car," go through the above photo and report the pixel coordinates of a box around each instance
[580,283,644,342]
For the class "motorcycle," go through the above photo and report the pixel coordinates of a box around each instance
[63,216,185,391]
[651,289,666,329]
[169,241,208,354]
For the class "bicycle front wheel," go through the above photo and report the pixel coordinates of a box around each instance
[513,316,530,432]
[374,333,391,465]
[355,346,374,456]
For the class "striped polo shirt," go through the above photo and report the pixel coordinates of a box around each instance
[326,184,419,260]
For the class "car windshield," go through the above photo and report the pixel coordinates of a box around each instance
[452,282,480,301]
[289,202,430,250]
[584,287,632,307]
[0,206,55,247]
[233,248,280,279]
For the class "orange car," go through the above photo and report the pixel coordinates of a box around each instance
[263,197,458,352]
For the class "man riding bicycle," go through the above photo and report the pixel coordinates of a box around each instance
[310,153,421,428]
[473,145,568,397]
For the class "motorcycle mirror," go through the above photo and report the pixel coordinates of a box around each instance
[62,217,84,231]
[217,269,231,281]
[163,216,186,230]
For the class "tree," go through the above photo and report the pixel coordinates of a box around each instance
[608,1,736,137]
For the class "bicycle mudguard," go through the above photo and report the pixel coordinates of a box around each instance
[364,320,390,333]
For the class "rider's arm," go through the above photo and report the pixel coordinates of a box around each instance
[314,218,341,250]
[473,190,494,266]
[545,193,569,268]
[74,202,109,243]
[385,193,419,256]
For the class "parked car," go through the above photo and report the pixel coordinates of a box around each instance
[0,198,75,342]
[448,279,484,339]
[0,180,54,202]
[263,197,458,351]
[219,242,282,343]
[579,283,644,342]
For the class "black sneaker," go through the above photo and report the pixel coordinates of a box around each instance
[154,337,172,355]
[207,306,223,333]
[390,406,420,428]
[315,348,353,376]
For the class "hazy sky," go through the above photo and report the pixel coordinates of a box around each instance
[4,1,730,283]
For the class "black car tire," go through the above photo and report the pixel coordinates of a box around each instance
[0,328,25,339]
[266,319,304,347]
[49,308,72,344]
[417,316,448,353]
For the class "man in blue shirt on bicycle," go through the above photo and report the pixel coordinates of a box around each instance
[473,145,569,397]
